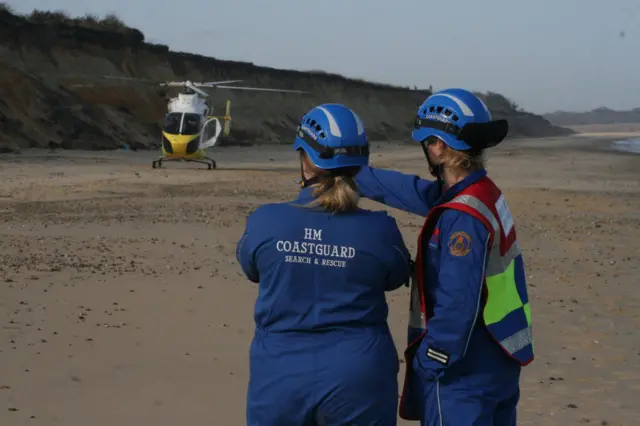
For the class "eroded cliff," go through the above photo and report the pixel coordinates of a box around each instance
[0,7,572,153]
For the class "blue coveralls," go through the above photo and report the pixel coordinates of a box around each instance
[236,186,411,426]
[356,167,522,426]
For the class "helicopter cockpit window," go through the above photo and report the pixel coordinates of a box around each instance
[181,114,201,135]
[163,113,182,134]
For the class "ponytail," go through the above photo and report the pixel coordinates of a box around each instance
[306,168,360,213]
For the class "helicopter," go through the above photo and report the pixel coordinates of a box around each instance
[153,79,308,169]
[72,76,308,169]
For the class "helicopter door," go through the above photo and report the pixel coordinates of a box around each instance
[199,118,222,149]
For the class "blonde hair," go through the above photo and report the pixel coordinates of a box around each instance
[305,169,361,213]
[440,145,486,172]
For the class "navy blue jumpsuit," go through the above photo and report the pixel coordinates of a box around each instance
[356,166,522,426]
[237,185,411,426]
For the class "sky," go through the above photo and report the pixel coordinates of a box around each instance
[6,0,640,114]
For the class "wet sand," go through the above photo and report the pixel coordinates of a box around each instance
[1,135,639,425]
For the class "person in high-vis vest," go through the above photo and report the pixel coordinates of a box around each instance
[355,88,534,426]
[237,103,411,426]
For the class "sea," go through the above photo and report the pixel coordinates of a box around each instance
[612,138,640,154]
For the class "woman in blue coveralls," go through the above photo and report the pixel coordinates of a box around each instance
[236,103,412,426]
[355,89,535,426]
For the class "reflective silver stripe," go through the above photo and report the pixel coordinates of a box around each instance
[448,194,519,276]
[450,194,500,233]
[486,240,521,276]
[408,271,426,330]
[500,326,533,354]
[436,380,443,426]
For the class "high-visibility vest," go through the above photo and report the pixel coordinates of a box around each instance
[399,176,534,421]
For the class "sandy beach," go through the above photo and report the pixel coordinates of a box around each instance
[1,134,639,426]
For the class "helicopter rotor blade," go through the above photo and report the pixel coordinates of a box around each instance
[157,81,209,96]
[103,75,161,84]
[161,81,191,87]
[212,85,308,94]
[196,80,244,86]
[65,76,307,95]
[185,82,210,97]
[64,75,161,88]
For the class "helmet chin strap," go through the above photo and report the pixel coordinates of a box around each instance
[296,152,325,188]
[296,155,305,187]
[299,161,321,188]
[421,141,444,192]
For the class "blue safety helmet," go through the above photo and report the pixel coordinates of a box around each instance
[293,103,369,169]
[412,88,502,151]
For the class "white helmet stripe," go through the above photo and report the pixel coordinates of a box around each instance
[350,110,365,135]
[433,93,474,116]
[477,97,492,119]
[316,106,342,137]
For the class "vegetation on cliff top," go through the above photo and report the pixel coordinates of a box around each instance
[0,3,128,31]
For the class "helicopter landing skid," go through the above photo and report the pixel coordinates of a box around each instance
[152,157,217,170]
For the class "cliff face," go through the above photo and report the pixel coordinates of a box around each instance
[0,8,572,153]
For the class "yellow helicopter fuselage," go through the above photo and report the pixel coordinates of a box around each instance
[153,96,231,171]
[161,130,206,160]
[160,108,208,160]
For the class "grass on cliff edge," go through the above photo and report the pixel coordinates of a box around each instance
[0,2,127,31]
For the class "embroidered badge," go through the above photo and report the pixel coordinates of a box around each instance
[448,231,472,256]
[426,347,450,366]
